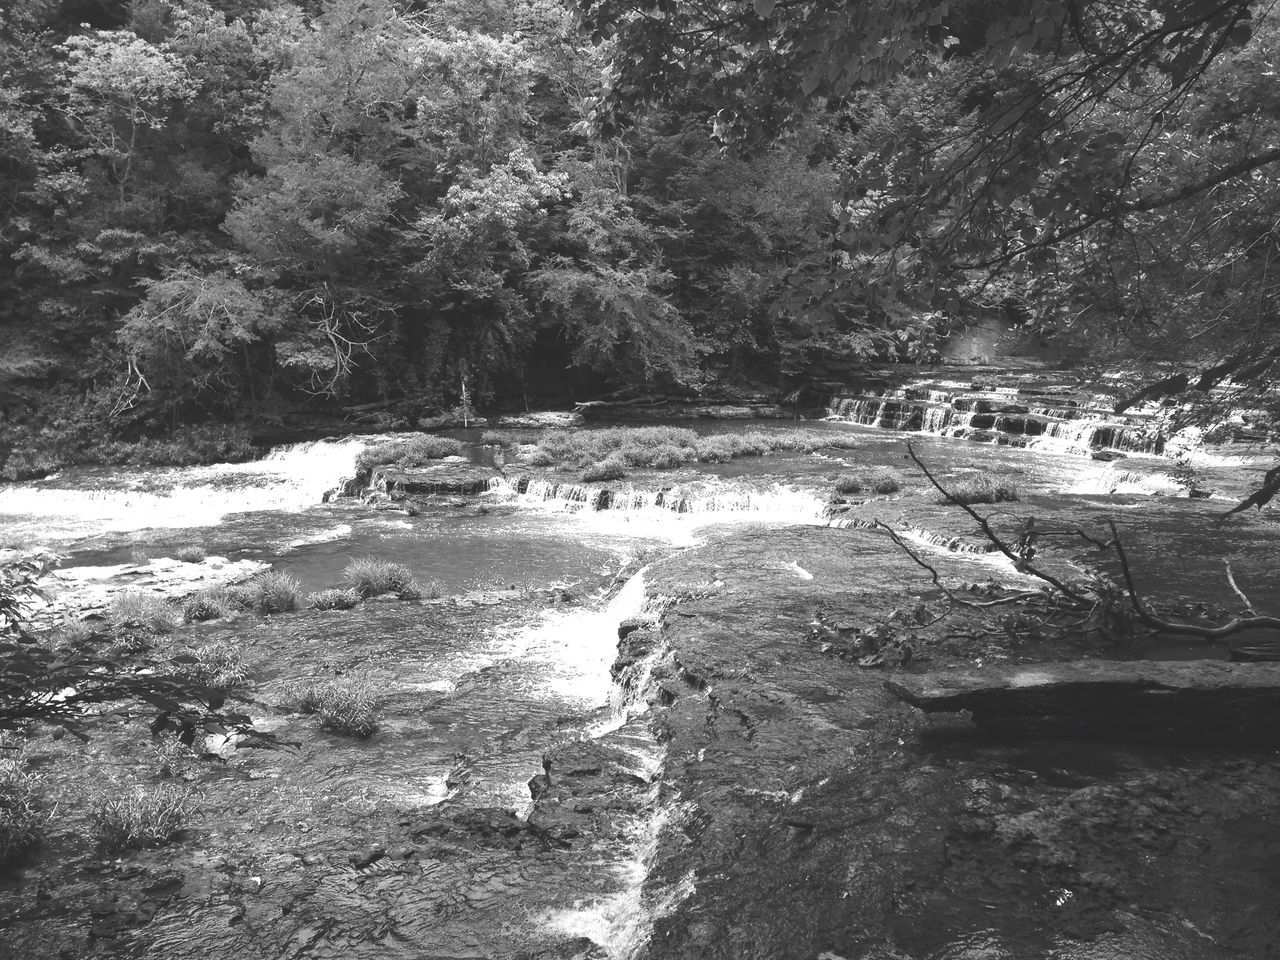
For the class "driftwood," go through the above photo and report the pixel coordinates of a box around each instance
[887,660,1280,744]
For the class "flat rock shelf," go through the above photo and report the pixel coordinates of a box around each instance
[887,659,1280,744]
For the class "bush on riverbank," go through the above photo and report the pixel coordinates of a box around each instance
[89,783,192,854]
[835,470,903,496]
[110,592,183,634]
[582,456,629,482]
[276,679,381,737]
[344,558,414,598]
[946,476,1020,505]
[488,426,857,472]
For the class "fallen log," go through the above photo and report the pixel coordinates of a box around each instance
[886,659,1280,744]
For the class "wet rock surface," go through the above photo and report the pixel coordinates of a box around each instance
[629,525,1280,960]
[889,659,1280,744]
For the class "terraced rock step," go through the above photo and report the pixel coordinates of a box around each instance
[373,464,502,496]
[887,659,1280,743]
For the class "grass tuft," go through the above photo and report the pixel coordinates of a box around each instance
[581,455,629,482]
[89,783,193,854]
[275,679,380,737]
[248,570,301,614]
[177,638,248,690]
[343,557,414,598]
[355,435,465,473]
[0,737,53,863]
[309,588,362,610]
[835,469,903,496]
[109,591,183,634]
[173,545,207,563]
[946,475,1020,505]
[183,586,235,623]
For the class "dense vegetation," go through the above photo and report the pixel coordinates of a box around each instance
[2,0,1277,478]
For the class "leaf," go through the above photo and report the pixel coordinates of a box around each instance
[753,0,776,17]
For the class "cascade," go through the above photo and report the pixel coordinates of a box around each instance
[0,435,372,542]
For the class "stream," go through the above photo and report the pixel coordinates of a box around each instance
[1,392,1277,959]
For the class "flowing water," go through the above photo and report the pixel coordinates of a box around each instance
[1,411,1277,958]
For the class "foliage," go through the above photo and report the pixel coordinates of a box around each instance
[174,545,207,563]
[343,558,414,598]
[176,639,248,691]
[109,591,184,634]
[836,470,903,496]
[308,588,362,611]
[275,678,380,737]
[0,736,53,863]
[246,570,300,614]
[355,435,465,473]
[89,782,193,853]
[582,456,629,482]
[945,476,1021,506]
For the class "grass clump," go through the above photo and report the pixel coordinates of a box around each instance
[309,587,362,610]
[247,570,301,614]
[183,585,235,622]
[834,469,903,496]
[515,426,857,471]
[582,455,629,482]
[946,475,1020,505]
[173,545,207,563]
[89,783,192,854]
[355,434,464,473]
[0,737,53,863]
[52,619,96,644]
[343,557,414,598]
[177,638,248,690]
[109,591,183,634]
[275,679,380,737]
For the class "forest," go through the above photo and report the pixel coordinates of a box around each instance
[1,0,1278,476]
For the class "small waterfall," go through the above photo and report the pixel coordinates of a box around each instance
[488,476,828,526]
[826,378,1178,460]
[0,436,372,542]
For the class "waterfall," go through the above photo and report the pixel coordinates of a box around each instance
[0,435,372,543]
[488,476,828,527]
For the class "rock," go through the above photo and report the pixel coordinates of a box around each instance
[1090,450,1128,462]
[373,464,501,496]
[886,659,1280,743]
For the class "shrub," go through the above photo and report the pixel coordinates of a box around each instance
[248,570,300,614]
[89,783,192,854]
[150,738,200,780]
[695,437,736,463]
[183,586,234,623]
[224,583,261,611]
[582,455,629,482]
[52,619,95,644]
[275,679,380,737]
[946,475,1020,505]
[870,470,903,494]
[648,443,693,470]
[0,738,52,863]
[309,588,362,611]
[482,429,540,446]
[129,548,154,567]
[173,545,207,563]
[836,469,903,496]
[834,474,864,495]
[355,435,464,473]
[419,579,444,600]
[343,557,414,598]
[398,434,464,465]
[178,638,248,690]
[109,591,183,634]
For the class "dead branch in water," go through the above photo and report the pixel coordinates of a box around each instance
[896,443,1280,643]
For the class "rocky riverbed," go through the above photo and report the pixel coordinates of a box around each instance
[2,420,1279,959]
